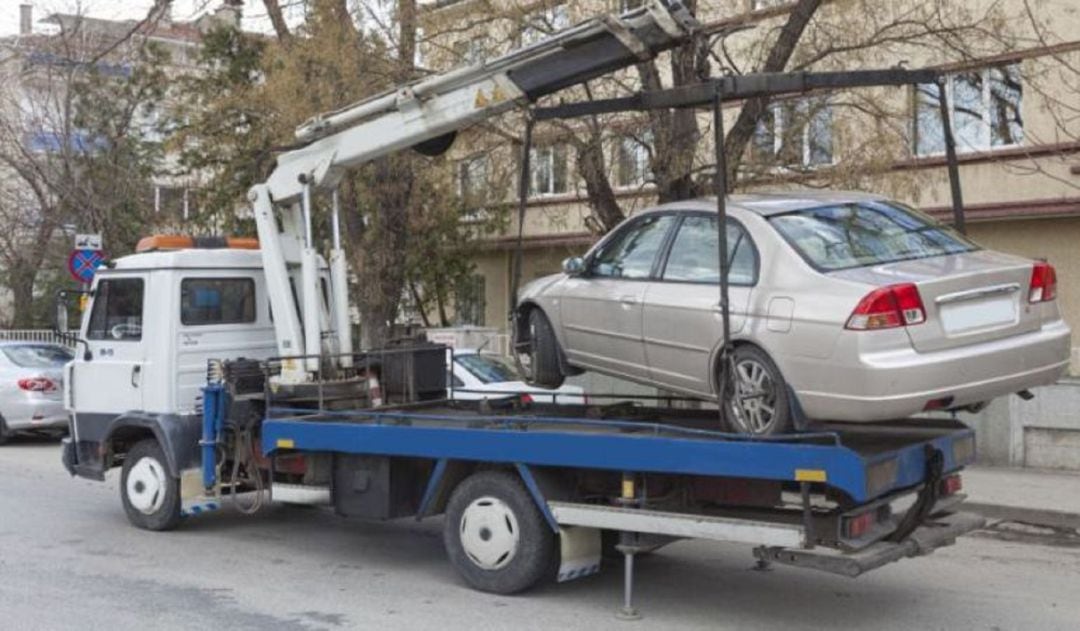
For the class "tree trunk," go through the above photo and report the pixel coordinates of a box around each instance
[7,265,36,329]
[575,134,625,232]
[261,0,291,41]
[723,0,823,188]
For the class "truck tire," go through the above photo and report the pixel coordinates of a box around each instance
[720,345,792,436]
[443,470,558,594]
[528,309,565,389]
[120,438,182,531]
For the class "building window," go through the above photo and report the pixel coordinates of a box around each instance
[522,4,570,45]
[530,144,569,196]
[455,275,486,326]
[456,154,489,207]
[180,278,256,326]
[453,35,489,65]
[914,63,1023,156]
[752,98,833,169]
[615,132,652,188]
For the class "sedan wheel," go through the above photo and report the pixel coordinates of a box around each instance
[722,347,792,436]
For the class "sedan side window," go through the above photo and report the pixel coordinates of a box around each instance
[590,215,676,279]
[662,216,758,285]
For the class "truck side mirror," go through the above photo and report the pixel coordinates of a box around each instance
[562,256,585,276]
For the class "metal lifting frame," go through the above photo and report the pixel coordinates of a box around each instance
[248,1,700,383]
[524,68,969,616]
[525,66,969,409]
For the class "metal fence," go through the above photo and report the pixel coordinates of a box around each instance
[0,329,73,346]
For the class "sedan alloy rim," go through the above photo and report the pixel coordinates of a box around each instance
[459,496,520,570]
[728,358,777,434]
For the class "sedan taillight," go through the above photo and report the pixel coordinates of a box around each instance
[846,283,927,331]
[1029,261,1057,303]
[19,377,57,392]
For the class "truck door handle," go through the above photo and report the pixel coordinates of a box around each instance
[131,365,141,388]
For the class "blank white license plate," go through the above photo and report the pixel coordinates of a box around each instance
[940,295,1017,335]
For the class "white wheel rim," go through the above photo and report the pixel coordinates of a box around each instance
[728,358,778,435]
[126,455,167,515]
[459,496,520,570]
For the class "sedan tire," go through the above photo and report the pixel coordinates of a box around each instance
[528,309,566,389]
[721,346,792,436]
[0,416,9,445]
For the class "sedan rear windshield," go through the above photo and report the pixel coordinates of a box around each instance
[455,354,518,384]
[768,201,977,271]
[2,344,74,368]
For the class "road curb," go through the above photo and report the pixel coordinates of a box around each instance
[963,502,1080,531]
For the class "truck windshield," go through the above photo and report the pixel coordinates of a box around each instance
[455,354,519,384]
[2,344,74,368]
[768,201,977,271]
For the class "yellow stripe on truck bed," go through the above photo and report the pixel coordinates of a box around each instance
[795,469,827,483]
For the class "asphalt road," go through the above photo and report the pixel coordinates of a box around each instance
[2,437,1078,631]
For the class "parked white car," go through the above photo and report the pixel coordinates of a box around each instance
[447,349,586,405]
[0,342,73,443]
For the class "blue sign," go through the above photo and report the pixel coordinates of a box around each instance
[68,249,105,284]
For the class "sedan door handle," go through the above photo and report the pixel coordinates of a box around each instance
[619,295,639,306]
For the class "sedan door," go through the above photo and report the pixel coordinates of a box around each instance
[558,214,677,380]
[643,214,757,395]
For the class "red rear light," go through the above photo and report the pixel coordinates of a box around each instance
[846,283,926,330]
[18,377,57,392]
[1029,262,1057,303]
[939,474,963,496]
[520,393,534,404]
[843,511,876,539]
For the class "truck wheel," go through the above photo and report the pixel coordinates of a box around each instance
[720,346,792,436]
[443,470,558,594]
[120,439,182,531]
[528,309,565,389]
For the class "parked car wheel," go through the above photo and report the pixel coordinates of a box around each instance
[443,470,558,594]
[720,346,792,436]
[527,309,566,389]
[0,416,9,445]
[120,438,182,531]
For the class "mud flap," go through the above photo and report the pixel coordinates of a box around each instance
[558,526,601,582]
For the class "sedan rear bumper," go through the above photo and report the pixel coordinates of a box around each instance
[795,320,1071,421]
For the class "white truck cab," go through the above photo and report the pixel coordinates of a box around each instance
[64,240,284,480]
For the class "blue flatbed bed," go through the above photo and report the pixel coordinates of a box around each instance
[261,402,976,505]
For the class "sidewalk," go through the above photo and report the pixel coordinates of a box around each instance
[961,466,1080,530]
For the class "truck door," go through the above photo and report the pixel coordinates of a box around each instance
[71,275,148,419]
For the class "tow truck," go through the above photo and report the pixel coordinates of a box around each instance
[58,1,986,616]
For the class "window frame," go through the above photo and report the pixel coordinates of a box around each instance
[656,212,761,287]
[179,277,258,327]
[583,212,680,282]
[913,63,1024,157]
[752,97,834,170]
[86,276,146,342]
[528,143,570,197]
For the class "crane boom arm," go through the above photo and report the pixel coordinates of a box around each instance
[265,1,698,203]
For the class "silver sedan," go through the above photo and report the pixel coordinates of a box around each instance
[515,192,1072,434]
[0,342,72,443]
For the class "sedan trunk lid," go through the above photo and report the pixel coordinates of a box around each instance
[830,250,1039,352]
